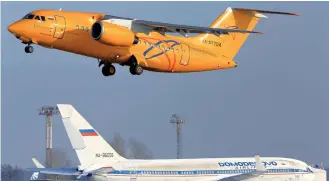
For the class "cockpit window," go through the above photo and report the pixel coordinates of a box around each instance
[35,16,40,20]
[22,14,35,19]
[41,16,46,21]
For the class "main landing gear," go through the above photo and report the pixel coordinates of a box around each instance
[98,57,144,77]
[101,63,116,76]
[129,64,143,75]
[24,45,34,53]
[128,56,143,75]
[98,60,116,76]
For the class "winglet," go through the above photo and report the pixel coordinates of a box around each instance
[255,154,266,172]
[32,157,45,168]
[30,172,40,180]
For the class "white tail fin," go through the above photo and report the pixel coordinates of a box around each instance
[32,157,45,168]
[57,104,126,167]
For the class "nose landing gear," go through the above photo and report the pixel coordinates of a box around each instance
[24,45,34,53]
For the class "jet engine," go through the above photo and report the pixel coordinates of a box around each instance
[91,21,139,47]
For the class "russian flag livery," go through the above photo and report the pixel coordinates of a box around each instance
[80,129,98,136]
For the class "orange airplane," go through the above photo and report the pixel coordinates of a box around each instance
[7,7,299,76]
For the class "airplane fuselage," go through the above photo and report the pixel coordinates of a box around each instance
[92,157,324,181]
[8,10,237,75]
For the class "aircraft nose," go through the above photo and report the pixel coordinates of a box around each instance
[230,61,238,68]
[8,22,20,35]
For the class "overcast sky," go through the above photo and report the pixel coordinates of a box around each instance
[2,1,329,168]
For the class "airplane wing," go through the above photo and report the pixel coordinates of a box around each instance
[102,7,299,37]
[26,157,80,176]
[27,157,113,179]
[26,167,113,177]
[30,172,40,180]
[26,168,80,176]
[102,15,263,38]
[29,172,59,181]
[217,171,266,181]
[76,166,114,179]
[196,155,267,181]
[29,157,63,181]
[131,19,263,36]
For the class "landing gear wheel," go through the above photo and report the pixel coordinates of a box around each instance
[102,64,116,76]
[129,66,136,75]
[129,64,143,75]
[24,45,34,53]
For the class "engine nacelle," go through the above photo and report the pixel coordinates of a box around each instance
[91,21,139,47]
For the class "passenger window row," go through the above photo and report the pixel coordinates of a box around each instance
[76,25,89,32]
[138,40,181,53]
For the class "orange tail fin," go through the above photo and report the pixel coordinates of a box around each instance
[191,7,299,59]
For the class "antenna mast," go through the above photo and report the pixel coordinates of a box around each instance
[38,106,59,168]
[170,114,185,159]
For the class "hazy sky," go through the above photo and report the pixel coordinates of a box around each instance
[2,1,329,168]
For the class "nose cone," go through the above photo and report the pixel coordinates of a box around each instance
[8,22,20,35]
[229,61,237,68]
[232,61,238,68]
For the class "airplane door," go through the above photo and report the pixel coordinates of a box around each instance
[180,43,190,66]
[53,15,66,39]
[129,167,137,181]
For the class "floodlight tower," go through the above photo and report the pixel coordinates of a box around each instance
[38,106,59,168]
[170,114,185,159]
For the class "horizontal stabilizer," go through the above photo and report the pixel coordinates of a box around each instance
[232,7,300,17]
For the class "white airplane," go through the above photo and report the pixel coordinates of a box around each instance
[27,104,327,181]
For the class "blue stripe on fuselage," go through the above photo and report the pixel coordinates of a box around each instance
[106,168,311,175]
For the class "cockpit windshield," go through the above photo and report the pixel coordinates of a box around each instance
[309,163,325,169]
[22,14,35,20]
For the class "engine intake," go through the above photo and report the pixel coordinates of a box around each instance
[91,21,103,40]
[91,21,139,47]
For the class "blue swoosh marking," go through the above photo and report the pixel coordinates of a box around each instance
[143,40,181,60]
